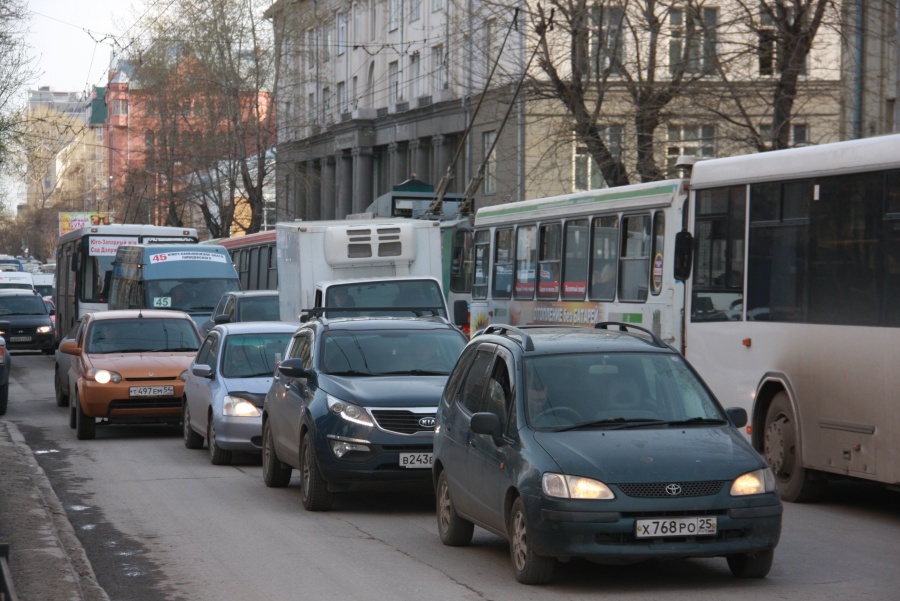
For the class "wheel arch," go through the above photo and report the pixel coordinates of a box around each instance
[751,372,800,452]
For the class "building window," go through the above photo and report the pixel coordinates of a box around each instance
[322,86,331,122]
[308,93,316,123]
[484,20,495,80]
[590,5,625,75]
[369,0,377,40]
[432,45,446,91]
[758,17,776,76]
[669,6,718,75]
[307,30,315,69]
[113,100,128,115]
[410,0,421,22]
[433,0,442,11]
[483,130,496,194]
[667,124,716,176]
[390,0,401,30]
[410,52,421,99]
[792,123,809,146]
[337,81,347,113]
[145,130,154,147]
[323,23,332,61]
[337,12,347,55]
[574,125,623,190]
[389,61,400,103]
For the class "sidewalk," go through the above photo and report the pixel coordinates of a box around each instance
[0,419,109,601]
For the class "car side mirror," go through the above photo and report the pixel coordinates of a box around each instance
[213,314,231,325]
[59,339,79,355]
[470,412,503,446]
[191,364,214,379]
[277,358,314,380]
[0,320,8,343]
[725,407,748,429]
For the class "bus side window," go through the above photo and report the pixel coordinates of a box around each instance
[589,216,618,301]
[537,223,561,300]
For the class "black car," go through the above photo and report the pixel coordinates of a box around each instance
[0,289,55,354]
[200,290,280,337]
[433,323,782,584]
[262,314,468,511]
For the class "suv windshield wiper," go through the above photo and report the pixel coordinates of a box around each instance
[553,416,729,432]
[327,369,374,377]
[379,369,448,376]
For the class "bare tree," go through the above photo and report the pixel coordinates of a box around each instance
[0,0,34,164]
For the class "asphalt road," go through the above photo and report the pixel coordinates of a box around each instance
[5,351,900,601]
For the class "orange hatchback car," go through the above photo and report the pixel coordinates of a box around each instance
[60,309,202,440]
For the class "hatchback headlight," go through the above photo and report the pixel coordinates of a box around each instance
[542,473,615,500]
[223,395,261,417]
[87,368,122,384]
[730,468,777,496]
[37,325,52,334]
[326,394,374,427]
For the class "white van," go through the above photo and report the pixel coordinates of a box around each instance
[32,273,55,297]
[0,272,35,291]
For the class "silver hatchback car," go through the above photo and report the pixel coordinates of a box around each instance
[182,322,296,465]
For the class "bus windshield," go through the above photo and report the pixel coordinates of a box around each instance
[145,279,240,313]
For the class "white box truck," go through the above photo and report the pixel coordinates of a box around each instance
[275,219,449,322]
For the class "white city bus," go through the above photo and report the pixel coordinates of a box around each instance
[54,224,199,343]
[680,133,900,502]
[470,180,689,348]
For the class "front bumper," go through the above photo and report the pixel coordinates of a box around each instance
[213,415,263,452]
[81,380,185,422]
[5,332,54,351]
[522,491,782,560]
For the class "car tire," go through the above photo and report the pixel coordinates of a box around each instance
[183,401,204,450]
[262,420,292,487]
[75,396,96,440]
[763,392,826,503]
[727,548,774,578]
[207,417,232,466]
[0,381,8,416]
[436,470,474,546]
[55,367,69,407]
[300,434,333,511]
[69,392,77,429]
[508,497,554,584]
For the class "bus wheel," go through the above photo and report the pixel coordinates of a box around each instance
[763,392,826,503]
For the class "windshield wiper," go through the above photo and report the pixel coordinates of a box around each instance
[327,369,374,377]
[379,369,448,376]
[553,417,664,432]
[652,417,730,427]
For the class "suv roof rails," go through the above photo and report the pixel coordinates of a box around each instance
[594,321,668,349]
[480,324,535,351]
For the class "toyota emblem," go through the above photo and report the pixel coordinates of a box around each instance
[665,483,683,496]
[419,417,436,428]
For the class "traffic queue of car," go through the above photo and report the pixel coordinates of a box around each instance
[45,294,782,585]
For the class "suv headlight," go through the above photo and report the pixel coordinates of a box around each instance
[37,325,52,334]
[326,394,374,427]
[87,368,122,384]
[730,468,777,496]
[542,473,615,500]
[223,395,261,417]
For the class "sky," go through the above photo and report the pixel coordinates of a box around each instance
[25,0,135,96]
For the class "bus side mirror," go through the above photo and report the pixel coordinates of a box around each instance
[453,300,468,328]
[673,231,693,281]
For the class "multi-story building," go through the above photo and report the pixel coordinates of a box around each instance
[268,0,899,221]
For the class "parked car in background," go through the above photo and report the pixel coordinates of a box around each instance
[199,290,280,337]
[433,323,782,584]
[0,289,55,354]
[183,322,296,465]
[0,335,11,415]
[262,314,467,511]
[59,309,201,440]
[54,318,83,408]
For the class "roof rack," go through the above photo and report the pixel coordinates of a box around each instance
[594,322,668,349]
[480,324,535,351]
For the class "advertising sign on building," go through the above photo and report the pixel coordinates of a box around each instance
[58,212,116,237]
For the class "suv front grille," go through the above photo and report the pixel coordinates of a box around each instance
[616,481,726,498]
[370,409,436,435]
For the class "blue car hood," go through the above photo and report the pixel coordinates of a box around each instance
[221,376,274,395]
[320,375,448,408]
[532,426,764,482]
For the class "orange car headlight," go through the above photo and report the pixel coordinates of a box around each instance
[86,368,122,384]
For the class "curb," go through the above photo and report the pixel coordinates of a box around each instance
[4,421,110,601]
